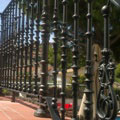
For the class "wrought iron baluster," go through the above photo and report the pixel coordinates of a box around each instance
[10,1,15,89]
[6,10,10,88]
[3,13,6,87]
[1,14,4,86]
[33,0,40,94]
[97,1,117,120]
[4,13,7,88]
[60,0,68,119]
[12,0,15,89]
[8,1,14,88]
[16,0,21,90]
[0,14,3,86]
[34,0,50,117]
[23,0,30,92]
[72,0,79,119]
[0,37,1,86]
[13,0,18,89]
[1,14,5,87]
[19,0,24,91]
[5,13,8,87]
[84,0,93,119]
[7,4,10,88]
[52,0,59,115]
[4,11,7,87]
[28,0,34,93]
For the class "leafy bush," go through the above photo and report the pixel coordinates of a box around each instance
[2,89,11,95]
[69,74,85,84]
[78,75,85,84]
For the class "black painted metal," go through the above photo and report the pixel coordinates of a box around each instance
[17,0,23,91]
[13,0,18,90]
[34,0,50,117]
[84,0,93,120]
[11,0,15,89]
[46,97,60,120]
[33,0,40,94]
[60,0,68,120]
[52,0,59,117]
[72,0,79,119]
[0,0,118,120]
[23,0,29,92]
[19,0,25,91]
[28,0,34,93]
[97,1,117,120]
[16,0,21,90]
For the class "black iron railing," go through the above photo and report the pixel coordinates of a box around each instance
[0,0,119,120]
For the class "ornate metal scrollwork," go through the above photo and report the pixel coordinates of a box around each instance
[97,1,117,120]
[97,54,117,120]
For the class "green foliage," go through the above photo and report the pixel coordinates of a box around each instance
[78,75,86,84]
[48,44,61,69]
[2,89,11,95]
[115,64,120,83]
[69,74,85,86]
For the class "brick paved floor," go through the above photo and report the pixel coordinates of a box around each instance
[0,96,52,120]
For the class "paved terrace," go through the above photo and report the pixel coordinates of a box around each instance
[0,96,52,120]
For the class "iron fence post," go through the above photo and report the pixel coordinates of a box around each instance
[97,1,117,119]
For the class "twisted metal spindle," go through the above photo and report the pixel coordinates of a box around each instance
[21,0,25,92]
[13,0,18,89]
[3,13,7,87]
[84,0,93,119]
[10,1,15,89]
[6,5,9,88]
[6,10,10,88]
[2,13,6,87]
[28,0,34,93]
[5,12,8,88]
[1,14,4,86]
[9,3,13,88]
[23,0,30,92]
[19,0,24,91]
[72,0,79,119]
[33,0,40,94]
[60,0,68,119]
[16,0,21,90]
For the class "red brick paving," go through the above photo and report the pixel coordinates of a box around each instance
[0,96,71,120]
[0,96,51,120]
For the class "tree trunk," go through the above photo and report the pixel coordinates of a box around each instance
[78,43,102,120]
